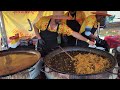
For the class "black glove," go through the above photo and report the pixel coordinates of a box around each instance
[95,37,110,52]
[95,36,103,44]
[38,39,45,46]
[37,39,45,52]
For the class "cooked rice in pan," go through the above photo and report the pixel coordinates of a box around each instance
[73,53,110,74]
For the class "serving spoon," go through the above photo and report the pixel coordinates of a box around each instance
[58,46,77,61]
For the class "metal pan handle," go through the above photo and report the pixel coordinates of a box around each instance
[14,67,36,76]
[22,67,35,74]
[106,66,120,75]
[40,65,52,73]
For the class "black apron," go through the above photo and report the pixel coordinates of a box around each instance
[39,19,60,57]
[66,13,81,46]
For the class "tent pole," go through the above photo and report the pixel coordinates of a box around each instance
[0,11,8,51]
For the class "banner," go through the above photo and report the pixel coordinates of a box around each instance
[42,11,68,16]
[2,11,40,39]
[1,11,96,40]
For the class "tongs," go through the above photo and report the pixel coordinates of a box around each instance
[58,46,77,61]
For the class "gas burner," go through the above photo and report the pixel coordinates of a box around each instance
[109,47,120,79]
[117,46,120,52]
[109,64,118,79]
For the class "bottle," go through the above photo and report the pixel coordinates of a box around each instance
[57,34,61,44]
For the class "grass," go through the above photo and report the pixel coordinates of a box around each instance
[99,22,120,37]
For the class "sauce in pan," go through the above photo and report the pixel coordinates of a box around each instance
[0,52,40,76]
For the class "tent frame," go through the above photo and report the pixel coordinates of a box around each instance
[0,11,8,51]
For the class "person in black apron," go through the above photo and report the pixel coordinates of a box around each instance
[37,19,60,57]
[77,14,104,47]
[65,11,97,47]
[64,11,81,46]
[77,12,111,51]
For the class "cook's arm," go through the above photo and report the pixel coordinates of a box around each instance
[71,31,95,45]
[33,24,45,46]
[84,26,97,39]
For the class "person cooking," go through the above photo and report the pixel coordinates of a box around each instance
[77,11,112,48]
[61,11,86,46]
[33,11,95,57]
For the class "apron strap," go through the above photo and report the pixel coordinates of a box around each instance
[56,24,60,32]
[74,12,76,20]
[46,19,51,30]
[46,18,59,32]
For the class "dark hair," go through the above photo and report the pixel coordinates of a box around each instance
[69,11,76,18]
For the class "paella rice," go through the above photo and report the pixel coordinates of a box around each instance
[73,53,110,74]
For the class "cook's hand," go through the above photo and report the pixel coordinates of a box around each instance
[38,39,45,46]
[86,39,95,46]
[37,39,45,52]
[88,41,95,46]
